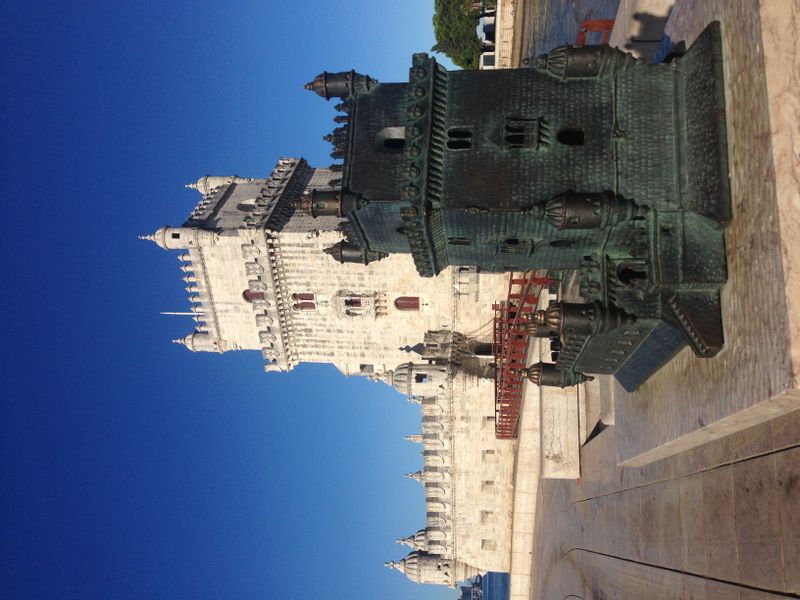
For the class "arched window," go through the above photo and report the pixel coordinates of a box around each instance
[293,302,316,311]
[291,293,315,302]
[243,289,266,303]
[375,126,406,153]
[395,296,420,311]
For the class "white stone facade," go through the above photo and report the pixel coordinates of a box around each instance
[144,158,514,586]
[384,357,516,585]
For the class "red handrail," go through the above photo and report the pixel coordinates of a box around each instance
[493,270,549,439]
[576,19,615,45]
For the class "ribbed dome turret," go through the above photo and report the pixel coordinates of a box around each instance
[535,46,568,78]
[534,303,563,331]
[304,71,331,99]
[396,529,428,550]
[544,195,568,228]
[392,362,413,395]
[384,551,453,586]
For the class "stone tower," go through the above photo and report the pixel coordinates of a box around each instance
[142,159,471,377]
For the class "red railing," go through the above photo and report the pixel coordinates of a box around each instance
[493,270,550,439]
[576,19,615,45]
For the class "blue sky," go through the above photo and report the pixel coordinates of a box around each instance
[1,2,458,598]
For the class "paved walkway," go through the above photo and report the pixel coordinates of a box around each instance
[530,410,800,598]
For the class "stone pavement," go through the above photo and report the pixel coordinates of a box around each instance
[608,0,800,469]
[529,409,800,598]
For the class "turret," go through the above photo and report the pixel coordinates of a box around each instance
[184,175,257,196]
[532,302,633,336]
[542,192,645,229]
[391,363,448,396]
[384,551,454,586]
[304,70,378,100]
[323,241,387,265]
[139,227,218,251]
[292,189,356,218]
[173,332,229,353]
[526,362,592,388]
[396,529,428,550]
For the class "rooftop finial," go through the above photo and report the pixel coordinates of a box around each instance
[138,234,155,242]
[404,470,423,483]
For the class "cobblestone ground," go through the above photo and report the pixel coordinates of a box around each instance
[521,0,620,60]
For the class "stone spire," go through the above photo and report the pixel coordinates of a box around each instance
[384,560,405,573]
[404,434,423,443]
[396,529,428,550]
[405,470,423,483]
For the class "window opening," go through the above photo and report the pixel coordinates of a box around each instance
[415,373,429,384]
[243,289,266,303]
[499,238,527,255]
[448,237,471,246]
[503,117,545,149]
[376,126,406,153]
[446,127,472,150]
[394,296,420,311]
[618,265,648,285]
[557,128,585,145]
[291,293,315,302]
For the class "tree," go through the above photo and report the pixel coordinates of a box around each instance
[431,0,483,69]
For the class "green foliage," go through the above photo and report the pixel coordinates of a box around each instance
[432,0,482,70]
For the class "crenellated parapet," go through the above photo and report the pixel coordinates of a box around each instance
[385,330,515,584]
[398,53,450,277]
[250,233,297,371]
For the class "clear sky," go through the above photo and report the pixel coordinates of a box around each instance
[1,2,459,599]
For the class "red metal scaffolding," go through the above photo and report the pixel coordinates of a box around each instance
[492,270,550,439]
